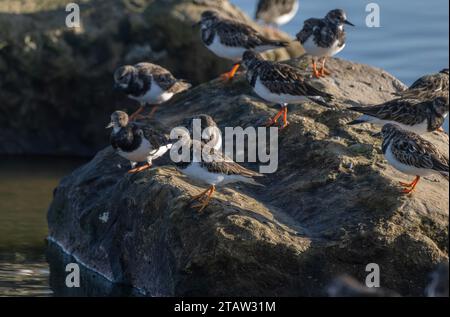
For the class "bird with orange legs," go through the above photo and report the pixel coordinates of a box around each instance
[296,9,354,78]
[172,123,263,212]
[381,124,449,194]
[241,50,333,129]
[107,111,172,174]
[113,63,191,121]
[193,10,289,81]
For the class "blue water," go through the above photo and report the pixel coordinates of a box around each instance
[231,0,449,85]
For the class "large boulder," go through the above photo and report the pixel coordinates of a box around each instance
[47,56,449,296]
[0,0,301,156]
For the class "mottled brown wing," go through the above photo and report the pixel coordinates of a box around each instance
[133,123,170,149]
[200,146,262,177]
[134,62,178,91]
[296,18,322,44]
[350,99,428,125]
[216,20,279,49]
[392,133,449,173]
[259,62,331,99]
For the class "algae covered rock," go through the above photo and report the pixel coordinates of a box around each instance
[48,56,449,296]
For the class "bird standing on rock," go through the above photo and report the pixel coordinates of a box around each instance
[113,63,191,121]
[241,50,333,129]
[381,123,449,194]
[107,111,172,173]
[296,9,354,78]
[172,127,263,212]
[193,10,289,81]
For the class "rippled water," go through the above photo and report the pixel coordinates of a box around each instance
[231,0,449,85]
[0,156,87,296]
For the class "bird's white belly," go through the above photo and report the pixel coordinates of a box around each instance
[302,36,345,57]
[385,144,435,177]
[361,115,429,135]
[207,36,246,61]
[130,81,174,105]
[254,77,309,104]
[274,1,299,25]
[182,162,225,186]
[118,139,152,163]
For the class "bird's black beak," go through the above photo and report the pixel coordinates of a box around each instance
[192,21,201,28]
[344,20,355,26]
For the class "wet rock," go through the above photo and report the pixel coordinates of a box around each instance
[48,56,449,296]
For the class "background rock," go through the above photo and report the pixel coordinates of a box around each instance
[0,0,301,156]
[48,56,449,296]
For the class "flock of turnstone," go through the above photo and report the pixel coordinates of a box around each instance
[106,0,448,211]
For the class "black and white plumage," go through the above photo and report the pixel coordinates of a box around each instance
[241,50,333,128]
[296,9,354,78]
[113,62,191,119]
[255,0,299,26]
[172,126,263,212]
[107,111,172,173]
[184,114,222,151]
[396,68,449,100]
[349,97,449,135]
[381,124,449,194]
[193,10,289,80]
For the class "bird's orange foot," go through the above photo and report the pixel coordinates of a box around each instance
[191,186,215,212]
[399,181,415,187]
[220,64,240,81]
[280,121,290,130]
[399,176,420,194]
[128,163,152,174]
[319,67,331,76]
[265,108,284,127]
[312,69,322,78]
[190,187,211,202]
[437,127,445,133]
[312,61,322,78]
[402,187,416,194]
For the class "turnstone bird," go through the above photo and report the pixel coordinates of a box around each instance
[173,127,263,212]
[348,96,449,135]
[107,111,172,173]
[381,124,449,194]
[184,114,222,151]
[193,10,289,80]
[296,9,354,78]
[113,62,191,120]
[241,50,332,129]
[397,68,449,100]
[255,0,299,27]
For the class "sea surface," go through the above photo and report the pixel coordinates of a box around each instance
[231,0,449,85]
